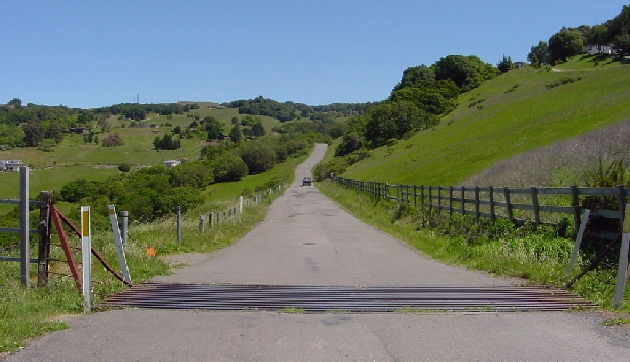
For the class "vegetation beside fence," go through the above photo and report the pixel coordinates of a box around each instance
[318,180,630,311]
[334,177,630,231]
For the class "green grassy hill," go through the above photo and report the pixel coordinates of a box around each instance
[341,56,630,186]
[0,106,288,214]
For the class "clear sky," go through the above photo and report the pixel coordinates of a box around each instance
[1,1,627,108]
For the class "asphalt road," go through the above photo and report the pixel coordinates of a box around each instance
[8,143,630,360]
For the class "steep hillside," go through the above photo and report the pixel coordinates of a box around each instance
[341,57,630,186]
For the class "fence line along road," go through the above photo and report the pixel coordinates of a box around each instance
[334,176,629,229]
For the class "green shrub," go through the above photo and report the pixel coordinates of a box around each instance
[118,163,131,172]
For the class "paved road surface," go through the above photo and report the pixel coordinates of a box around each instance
[8,144,630,360]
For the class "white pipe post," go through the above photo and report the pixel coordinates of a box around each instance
[239,196,243,214]
[176,206,181,245]
[81,206,91,312]
[108,205,131,284]
[119,211,128,246]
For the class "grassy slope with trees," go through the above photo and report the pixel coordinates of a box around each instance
[340,57,629,186]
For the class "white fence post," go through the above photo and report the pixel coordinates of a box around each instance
[81,206,91,312]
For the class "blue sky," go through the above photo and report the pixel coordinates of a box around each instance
[1,1,627,108]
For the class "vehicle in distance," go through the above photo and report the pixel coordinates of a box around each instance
[302,177,312,186]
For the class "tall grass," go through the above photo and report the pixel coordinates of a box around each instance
[464,118,630,187]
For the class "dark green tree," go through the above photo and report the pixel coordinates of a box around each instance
[251,123,265,137]
[605,5,630,44]
[212,153,248,182]
[433,55,497,92]
[7,98,22,107]
[549,29,583,64]
[203,116,223,140]
[60,179,99,202]
[238,141,276,174]
[22,122,45,147]
[613,33,630,58]
[497,55,513,73]
[170,162,214,188]
[229,124,242,143]
[154,134,180,150]
[118,163,131,172]
[585,24,609,47]
[0,124,24,147]
[392,65,435,92]
[527,41,550,66]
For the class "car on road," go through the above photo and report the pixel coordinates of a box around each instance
[302,177,312,186]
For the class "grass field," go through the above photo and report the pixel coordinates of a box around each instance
[341,57,630,186]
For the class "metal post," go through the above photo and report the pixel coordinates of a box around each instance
[199,215,205,233]
[239,196,243,214]
[210,212,214,227]
[20,166,29,288]
[108,205,131,284]
[176,206,181,246]
[120,211,129,246]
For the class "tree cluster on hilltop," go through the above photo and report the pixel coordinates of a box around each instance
[0,98,93,148]
[93,102,199,121]
[333,55,496,158]
[222,96,375,123]
[0,99,201,149]
[529,5,630,66]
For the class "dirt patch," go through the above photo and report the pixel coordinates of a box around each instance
[158,253,211,268]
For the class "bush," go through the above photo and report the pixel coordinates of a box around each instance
[102,133,123,147]
[60,179,99,203]
[212,153,248,182]
[170,162,214,188]
[118,163,131,172]
[546,76,584,89]
[238,141,276,174]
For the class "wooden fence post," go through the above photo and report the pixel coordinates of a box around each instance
[449,186,453,218]
[420,185,424,209]
[460,186,465,216]
[531,187,540,226]
[618,185,626,229]
[489,186,496,222]
[571,186,580,235]
[437,186,442,214]
[413,185,417,208]
[428,186,432,212]
[474,186,480,221]
[504,187,514,222]
[38,191,51,286]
